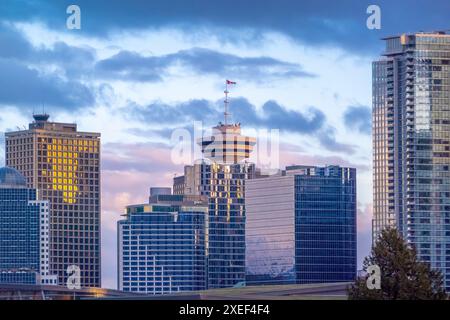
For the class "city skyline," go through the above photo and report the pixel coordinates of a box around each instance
[0,0,448,289]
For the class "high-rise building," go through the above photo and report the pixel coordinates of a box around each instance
[174,123,256,289]
[0,167,57,285]
[173,82,257,288]
[373,32,450,289]
[5,114,101,287]
[245,165,357,285]
[118,189,208,294]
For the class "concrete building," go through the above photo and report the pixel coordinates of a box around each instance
[173,164,202,196]
[245,165,357,285]
[5,114,101,287]
[373,32,450,289]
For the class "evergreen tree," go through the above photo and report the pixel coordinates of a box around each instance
[348,228,447,300]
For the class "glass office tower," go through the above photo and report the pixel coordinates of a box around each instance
[0,167,56,285]
[246,165,357,285]
[373,32,450,290]
[118,192,208,294]
[5,114,101,287]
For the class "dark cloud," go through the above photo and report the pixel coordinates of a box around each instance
[127,98,355,154]
[343,105,371,135]
[0,23,97,112]
[35,41,96,77]
[0,23,96,68]
[95,47,314,82]
[128,99,217,124]
[0,58,94,110]
[128,98,325,134]
[0,23,33,59]
[3,0,450,54]
[317,127,356,154]
[2,24,96,80]
[95,51,164,82]
[258,100,323,132]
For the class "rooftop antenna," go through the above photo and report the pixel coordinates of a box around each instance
[224,80,236,125]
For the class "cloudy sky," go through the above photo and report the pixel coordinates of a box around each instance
[0,0,449,289]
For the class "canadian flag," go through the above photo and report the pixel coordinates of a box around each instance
[226,80,236,85]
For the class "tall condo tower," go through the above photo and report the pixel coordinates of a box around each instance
[5,114,101,287]
[373,32,450,290]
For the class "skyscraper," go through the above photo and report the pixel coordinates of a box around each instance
[373,32,450,289]
[173,82,256,288]
[5,114,101,287]
[0,167,57,285]
[118,190,208,293]
[245,165,357,285]
[174,130,256,288]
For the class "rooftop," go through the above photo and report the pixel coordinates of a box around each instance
[381,30,450,40]
[96,282,350,300]
[0,167,27,188]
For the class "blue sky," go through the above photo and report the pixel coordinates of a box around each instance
[0,0,448,289]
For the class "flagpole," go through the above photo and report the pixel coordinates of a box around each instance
[224,80,229,125]
[224,80,236,125]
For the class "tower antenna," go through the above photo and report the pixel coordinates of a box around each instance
[224,80,236,125]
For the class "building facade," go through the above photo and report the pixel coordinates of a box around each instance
[0,167,57,285]
[200,161,255,288]
[245,165,357,285]
[118,191,208,294]
[5,114,101,287]
[373,32,450,290]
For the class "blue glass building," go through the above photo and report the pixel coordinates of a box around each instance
[245,165,357,285]
[118,192,208,294]
[0,167,40,284]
